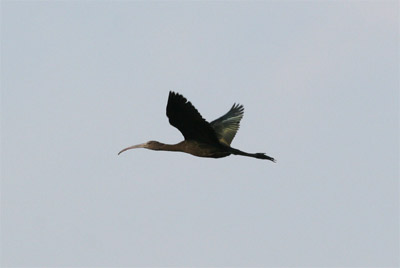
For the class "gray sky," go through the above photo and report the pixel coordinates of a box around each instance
[1,1,398,267]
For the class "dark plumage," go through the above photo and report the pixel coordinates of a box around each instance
[118,91,275,162]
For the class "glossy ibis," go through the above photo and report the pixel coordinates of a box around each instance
[118,91,275,162]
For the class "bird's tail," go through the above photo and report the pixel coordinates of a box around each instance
[229,147,275,162]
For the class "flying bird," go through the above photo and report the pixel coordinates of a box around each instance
[118,91,275,162]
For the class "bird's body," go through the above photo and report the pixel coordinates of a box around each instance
[118,92,275,162]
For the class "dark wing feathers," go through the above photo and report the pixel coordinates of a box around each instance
[210,103,244,146]
[166,92,221,145]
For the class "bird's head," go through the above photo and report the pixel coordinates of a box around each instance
[145,140,163,148]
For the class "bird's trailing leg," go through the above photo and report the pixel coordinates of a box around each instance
[229,147,275,162]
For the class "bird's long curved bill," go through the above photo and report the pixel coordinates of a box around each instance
[118,143,147,155]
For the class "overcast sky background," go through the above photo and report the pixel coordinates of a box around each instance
[1,1,399,267]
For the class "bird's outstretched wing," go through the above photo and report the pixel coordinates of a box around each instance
[166,92,221,145]
[210,104,244,146]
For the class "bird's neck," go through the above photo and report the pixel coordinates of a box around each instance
[151,142,185,152]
